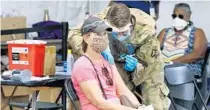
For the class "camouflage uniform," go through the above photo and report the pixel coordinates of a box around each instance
[68,27,84,59]
[68,7,170,110]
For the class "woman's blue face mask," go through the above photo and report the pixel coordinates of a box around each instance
[111,30,131,42]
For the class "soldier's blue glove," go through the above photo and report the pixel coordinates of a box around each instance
[124,55,138,72]
[101,50,115,65]
[125,43,135,54]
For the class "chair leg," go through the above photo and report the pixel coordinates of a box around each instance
[55,88,64,103]
[168,94,178,110]
[70,99,79,110]
[192,101,201,110]
[9,106,13,110]
[73,103,79,110]
[66,93,78,110]
[164,78,178,110]
[194,80,208,110]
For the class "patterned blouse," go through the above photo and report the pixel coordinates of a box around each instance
[162,25,203,76]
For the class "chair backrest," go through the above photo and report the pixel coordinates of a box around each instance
[169,83,195,100]
[164,63,195,85]
[64,78,79,110]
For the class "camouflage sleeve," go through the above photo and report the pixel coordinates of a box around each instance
[135,38,163,65]
[128,8,156,47]
[68,28,84,58]
[130,8,155,27]
[132,38,165,85]
[129,24,155,47]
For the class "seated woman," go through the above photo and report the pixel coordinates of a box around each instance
[158,3,207,76]
[71,16,153,110]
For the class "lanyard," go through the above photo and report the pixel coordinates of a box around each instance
[148,0,154,8]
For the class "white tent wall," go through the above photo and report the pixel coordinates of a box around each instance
[1,1,210,40]
[156,1,210,41]
[1,1,110,28]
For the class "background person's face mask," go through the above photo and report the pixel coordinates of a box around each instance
[90,35,108,53]
[172,17,189,31]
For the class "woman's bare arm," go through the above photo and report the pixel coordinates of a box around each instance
[173,28,207,63]
[79,80,138,110]
[112,65,140,107]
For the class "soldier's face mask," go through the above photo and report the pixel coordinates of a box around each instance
[88,32,108,53]
[105,21,132,41]
[111,30,131,42]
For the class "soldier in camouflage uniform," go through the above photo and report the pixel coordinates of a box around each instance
[68,3,170,110]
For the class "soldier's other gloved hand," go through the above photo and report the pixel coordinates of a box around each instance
[101,50,115,65]
[124,55,138,72]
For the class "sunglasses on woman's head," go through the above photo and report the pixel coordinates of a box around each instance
[101,67,113,86]
[172,14,184,19]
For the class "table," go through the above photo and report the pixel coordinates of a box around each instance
[1,75,70,110]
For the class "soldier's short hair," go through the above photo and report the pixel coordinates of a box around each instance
[106,3,131,28]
